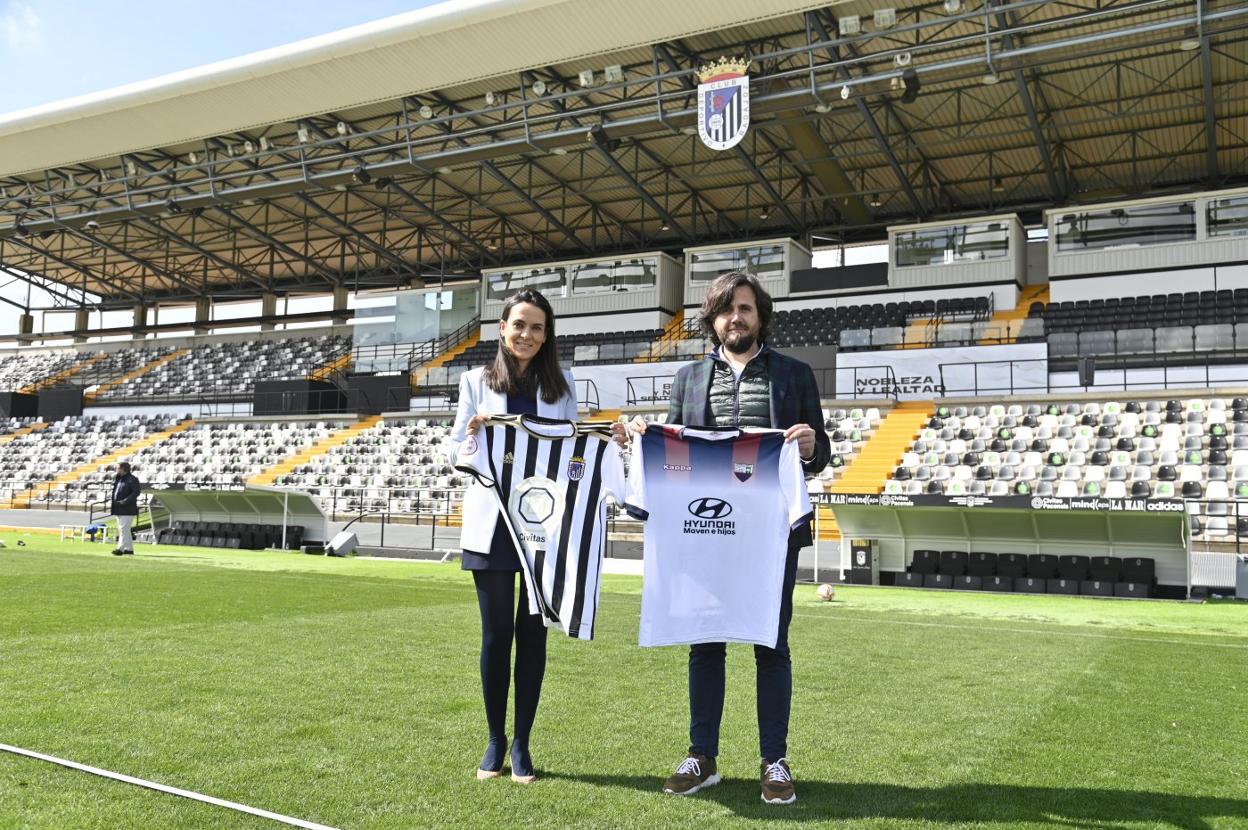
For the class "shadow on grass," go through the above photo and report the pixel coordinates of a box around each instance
[545,774,1246,829]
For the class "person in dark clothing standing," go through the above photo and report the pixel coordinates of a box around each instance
[614,271,830,805]
[449,289,577,784]
[110,461,141,556]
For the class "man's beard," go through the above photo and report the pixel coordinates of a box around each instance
[722,329,757,355]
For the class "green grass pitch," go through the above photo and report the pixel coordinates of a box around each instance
[1,534,1246,829]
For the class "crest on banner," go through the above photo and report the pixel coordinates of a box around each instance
[697,56,751,151]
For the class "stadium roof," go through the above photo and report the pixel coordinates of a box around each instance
[1,0,1246,308]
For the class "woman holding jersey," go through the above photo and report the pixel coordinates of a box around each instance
[449,288,577,783]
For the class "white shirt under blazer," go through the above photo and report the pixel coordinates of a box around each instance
[450,366,579,553]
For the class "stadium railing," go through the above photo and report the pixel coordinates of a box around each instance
[936,357,1248,398]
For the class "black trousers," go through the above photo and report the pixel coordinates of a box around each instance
[688,540,800,762]
[473,570,547,747]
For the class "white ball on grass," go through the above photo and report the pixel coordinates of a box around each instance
[817,583,836,602]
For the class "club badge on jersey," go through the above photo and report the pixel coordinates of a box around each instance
[456,415,626,640]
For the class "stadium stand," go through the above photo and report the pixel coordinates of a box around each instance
[881,397,1248,540]
[0,414,183,507]
[1033,291,1248,361]
[444,330,665,371]
[269,417,462,516]
[92,334,350,401]
[0,350,89,391]
[72,419,352,494]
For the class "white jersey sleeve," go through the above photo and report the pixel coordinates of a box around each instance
[454,432,495,487]
[779,439,814,532]
[624,430,648,520]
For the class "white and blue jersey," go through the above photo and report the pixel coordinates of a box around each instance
[626,424,812,648]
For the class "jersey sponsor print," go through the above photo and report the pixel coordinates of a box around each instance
[456,414,625,640]
[626,424,812,648]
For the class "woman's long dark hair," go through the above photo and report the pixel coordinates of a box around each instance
[483,289,571,405]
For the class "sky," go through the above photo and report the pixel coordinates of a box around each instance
[0,0,446,337]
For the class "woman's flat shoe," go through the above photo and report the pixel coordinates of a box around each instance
[477,768,502,780]
[511,771,536,784]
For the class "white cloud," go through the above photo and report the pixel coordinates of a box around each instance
[1,2,43,49]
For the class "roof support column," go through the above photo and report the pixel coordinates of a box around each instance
[194,297,211,334]
[332,284,349,324]
[73,308,89,344]
[261,292,278,332]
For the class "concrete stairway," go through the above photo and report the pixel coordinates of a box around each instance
[635,310,696,363]
[411,333,481,390]
[829,402,931,494]
[246,415,382,486]
[1,418,196,509]
[978,284,1049,345]
[0,421,49,448]
[83,348,188,403]
[19,353,106,394]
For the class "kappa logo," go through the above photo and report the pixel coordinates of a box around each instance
[503,452,514,464]
[688,497,733,519]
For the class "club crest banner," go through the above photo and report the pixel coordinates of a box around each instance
[697,57,751,151]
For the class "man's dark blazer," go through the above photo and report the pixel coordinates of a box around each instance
[110,473,141,516]
[664,347,830,547]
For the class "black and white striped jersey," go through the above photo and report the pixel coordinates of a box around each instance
[455,414,626,640]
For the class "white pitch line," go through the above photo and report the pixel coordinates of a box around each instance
[0,743,340,830]
[793,611,1248,649]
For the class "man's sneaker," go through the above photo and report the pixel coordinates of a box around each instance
[761,758,796,804]
[663,753,720,795]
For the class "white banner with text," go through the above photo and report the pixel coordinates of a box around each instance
[836,342,1048,400]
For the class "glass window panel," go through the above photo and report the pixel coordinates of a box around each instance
[894,223,1009,267]
[613,258,657,290]
[690,246,787,282]
[744,245,786,279]
[486,267,566,300]
[571,262,613,294]
[1207,195,1248,238]
[1054,202,1196,251]
[689,249,740,282]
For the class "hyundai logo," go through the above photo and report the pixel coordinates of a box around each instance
[688,497,733,519]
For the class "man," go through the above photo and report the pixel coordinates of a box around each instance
[616,271,829,805]
[110,462,141,556]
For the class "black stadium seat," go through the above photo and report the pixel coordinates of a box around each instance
[968,552,997,577]
[910,549,940,574]
[939,550,969,576]
[1027,554,1058,579]
[1057,555,1090,581]
[1088,556,1121,581]
[997,553,1028,578]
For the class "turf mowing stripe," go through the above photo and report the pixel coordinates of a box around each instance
[794,611,1248,648]
[0,743,339,830]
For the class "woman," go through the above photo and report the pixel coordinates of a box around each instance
[450,289,577,783]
